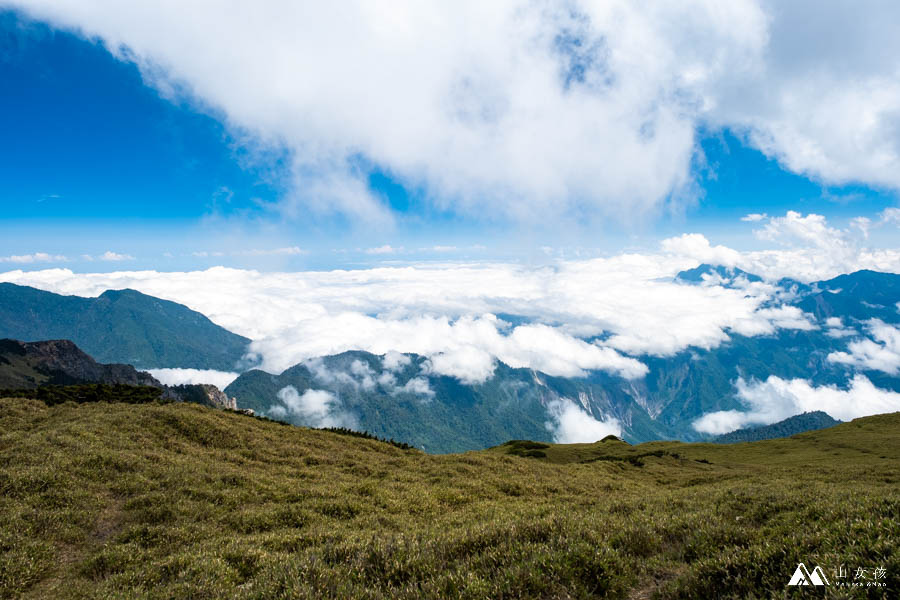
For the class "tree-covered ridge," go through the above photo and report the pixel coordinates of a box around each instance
[711,411,841,444]
[0,283,250,370]
[0,383,166,405]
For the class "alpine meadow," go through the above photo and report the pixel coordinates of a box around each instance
[2,2,900,598]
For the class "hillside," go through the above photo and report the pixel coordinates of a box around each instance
[711,411,841,444]
[0,338,236,410]
[1,397,897,598]
[0,283,250,370]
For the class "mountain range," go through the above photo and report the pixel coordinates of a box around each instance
[3,267,898,452]
[224,267,900,451]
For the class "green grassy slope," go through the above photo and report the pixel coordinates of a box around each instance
[1,398,897,599]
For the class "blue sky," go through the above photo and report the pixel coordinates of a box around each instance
[1,6,899,272]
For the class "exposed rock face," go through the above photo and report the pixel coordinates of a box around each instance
[0,338,161,388]
[0,338,238,411]
[163,383,237,410]
[201,385,238,410]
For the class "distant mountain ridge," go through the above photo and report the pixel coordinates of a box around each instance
[711,411,841,444]
[0,338,236,410]
[0,283,250,370]
[4,267,898,453]
[226,268,900,452]
[225,350,679,453]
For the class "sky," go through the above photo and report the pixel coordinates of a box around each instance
[2,2,900,436]
[1,1,899,271]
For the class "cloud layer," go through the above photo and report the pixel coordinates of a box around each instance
[146,368,240,390]
[267,386,357,429]
[545,397,621,444]
[0,251,811,382]
[693,375,900,434]
[828,320,900,375]
[12,1,900,223]
[2,212,897,385]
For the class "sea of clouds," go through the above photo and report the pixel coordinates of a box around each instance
[4,213,900,436]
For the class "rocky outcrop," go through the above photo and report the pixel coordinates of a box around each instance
[0,338,161,388]
[163,383,238,410]
[0,338,238,411]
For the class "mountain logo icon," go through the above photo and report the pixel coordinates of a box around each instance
[787,563,830,586]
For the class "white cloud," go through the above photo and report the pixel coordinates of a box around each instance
[14,2,900,224]
[882,207,900,226]
[664,213,900,282]
[824,316,857,339]
[828,320,900,375]
[741,213,767,222]
[545,397,620,443]
[235,246,306,257]
[98,251,134,261]
[753,211,849,249]
[305,358,362,389]
[661,234,741,267]
[423,346,496,385]
[693,375,900,434]
[302,354,434,397]
[0,253,67,264]
[382,351,411,372]
[365,245,401,255]
[395,376,434,398]
[146,368,240,389]
[2,213,897,384]
[268,386,357,429]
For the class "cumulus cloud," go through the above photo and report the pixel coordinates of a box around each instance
[382,351,411,372]
[824,317,857,339]
[423,346,497,385]
[236,246,305,257]
[365,245,401,255]
[395,377,434,399]
[0,252,67,263]
[145,368,240,389]
[14,1,900,224]
[304,355,435,398]
[193,247,305,259]
[98,251,134,261]
[828,320,900,375]
[665,213,900,282]
[753,211,850,249]
[545,397,621,444]
[661,234,741,267]
[693,375,900,434]
[882,207,900,226]
[267,386,357,429]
